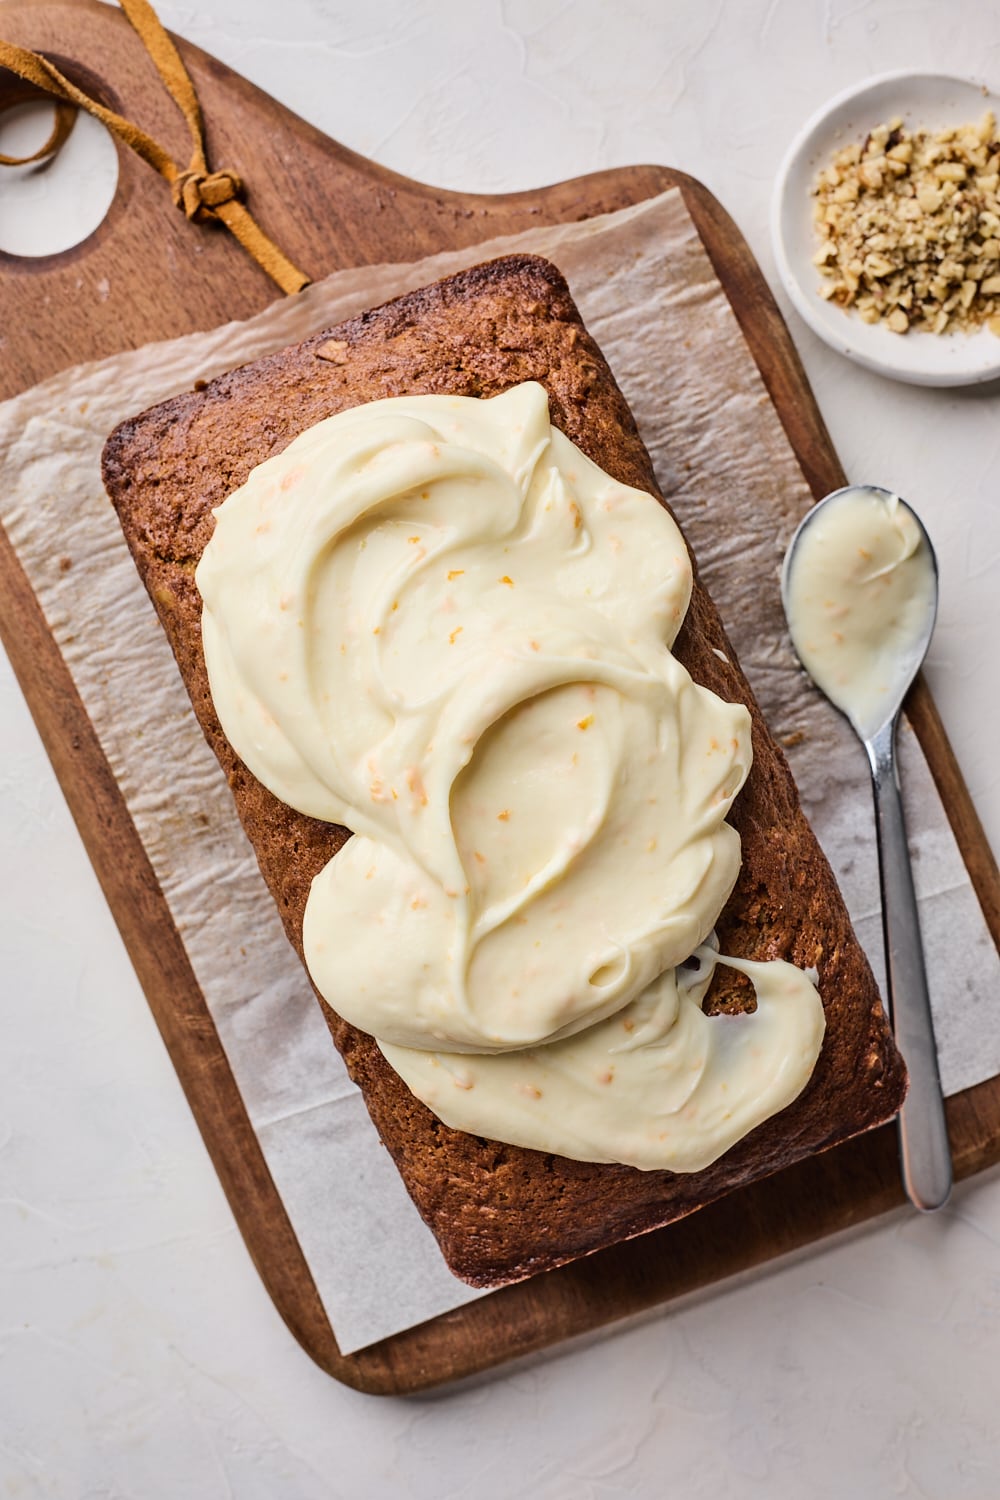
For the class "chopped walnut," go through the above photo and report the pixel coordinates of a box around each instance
[811,111,1000,335]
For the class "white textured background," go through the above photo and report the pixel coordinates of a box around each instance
[3,2,1000,1496]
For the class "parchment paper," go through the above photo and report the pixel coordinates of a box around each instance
[2,190,998,1355]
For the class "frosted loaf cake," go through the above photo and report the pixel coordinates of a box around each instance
[102,255,907,1286]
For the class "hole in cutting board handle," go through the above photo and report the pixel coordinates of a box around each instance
[0,65,119,260]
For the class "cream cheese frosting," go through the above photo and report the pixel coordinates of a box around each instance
[196,381,825,1170]
[381,946,825,1172]
[782,487,937,741]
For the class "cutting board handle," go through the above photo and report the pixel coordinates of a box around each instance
[2,2,841,514]
[0,1,684,388]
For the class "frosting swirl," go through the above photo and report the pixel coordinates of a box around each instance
[197,382,825,1169]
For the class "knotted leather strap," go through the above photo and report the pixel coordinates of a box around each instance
[0,0,310,294]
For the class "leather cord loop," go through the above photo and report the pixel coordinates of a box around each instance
[0,97,76,166]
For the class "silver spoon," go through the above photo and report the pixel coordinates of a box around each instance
[781,484,951,1212]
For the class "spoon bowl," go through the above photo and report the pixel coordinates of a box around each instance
[782,484,952,1211]
[781,484,939,742]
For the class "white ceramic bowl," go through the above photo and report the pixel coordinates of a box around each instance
[772,71,1000,386]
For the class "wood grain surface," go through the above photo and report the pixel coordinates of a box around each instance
[3,0,999,1395]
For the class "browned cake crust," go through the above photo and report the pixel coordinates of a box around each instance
[102,255,907,1287]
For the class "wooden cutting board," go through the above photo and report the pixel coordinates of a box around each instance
[3,0,1000,1396]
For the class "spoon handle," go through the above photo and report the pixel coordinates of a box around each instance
[866,719,952,1211]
